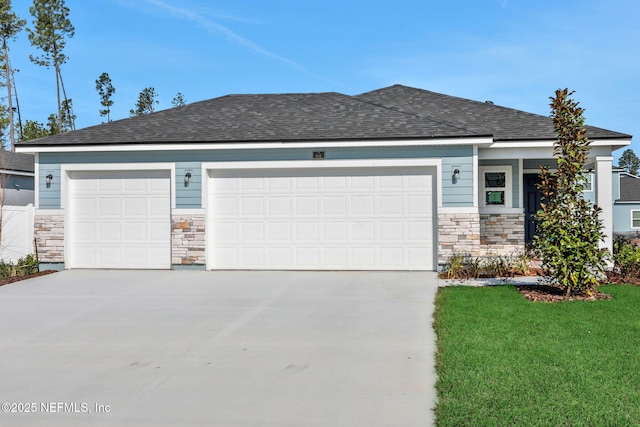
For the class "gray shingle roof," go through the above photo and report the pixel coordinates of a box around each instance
[17,85,630,147]
[17,91,481,146]
[619,174,640,202]
[356,85,631,141]
[0,150,34,173]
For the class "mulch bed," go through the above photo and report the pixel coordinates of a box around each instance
[516,284,612,302]
[0,270,58,286]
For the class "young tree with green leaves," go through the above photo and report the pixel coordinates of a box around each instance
[95,72,115,122]
[618,148,640,176]
[172,92,186,108]
[0,0,25,151]
[130,87,158,116]
[534,89,609,296]
[27,0,74,133]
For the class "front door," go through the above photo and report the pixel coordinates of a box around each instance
[523,174,542,244]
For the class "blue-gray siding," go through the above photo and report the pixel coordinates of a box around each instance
[38,146,475,208]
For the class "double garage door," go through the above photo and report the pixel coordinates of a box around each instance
[208,167,435,270]
[67,167,435,270]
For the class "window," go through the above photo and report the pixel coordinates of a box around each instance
[583,172,593,192]
[480,167,511,208]
[632,210,640,229]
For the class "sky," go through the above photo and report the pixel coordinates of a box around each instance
[8,0,640,162]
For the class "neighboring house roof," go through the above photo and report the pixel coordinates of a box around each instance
[16,84,631,147]
[356,85,631,141]
[0,150,35,173]
[619,174,640,202]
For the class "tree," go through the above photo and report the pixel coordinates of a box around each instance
[0,0,25,151]
[129,87,158,116]
[60,97,74,131]
[618,149,640,176]
[0,103,10,148]
[26,0,74,134]
[95,72,115,122]
[20,119,49,141]
[172,92,186,108]
[533,89,609,296]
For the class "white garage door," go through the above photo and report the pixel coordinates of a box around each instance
[68,171,171,269]
[208,167,434,270]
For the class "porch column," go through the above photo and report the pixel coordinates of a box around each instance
[595,156,613,253]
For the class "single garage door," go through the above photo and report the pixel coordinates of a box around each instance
[68,171,171,269]
[208,167,434,270]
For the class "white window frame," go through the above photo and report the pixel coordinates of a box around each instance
[632,210,640,229]
[479,166,512,210]
[583,171,594,192]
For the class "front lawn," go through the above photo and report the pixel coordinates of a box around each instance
[434,285,640,426]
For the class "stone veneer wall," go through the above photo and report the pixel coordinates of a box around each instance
[479,213,525,256]
[172,215,206,265]
[437,212,481,264]
[34,214,64,263]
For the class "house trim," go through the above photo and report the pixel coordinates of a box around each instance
[17,137,494,154]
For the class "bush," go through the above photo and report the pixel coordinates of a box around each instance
[612,237,640,283]
[0,254,40,279]
[439,251,533,279]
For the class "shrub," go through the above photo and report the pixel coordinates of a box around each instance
[612,237,640,282]
[0,254,40,279]
[533,89,609,296]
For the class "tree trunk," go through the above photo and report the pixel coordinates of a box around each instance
[4,42,15,151]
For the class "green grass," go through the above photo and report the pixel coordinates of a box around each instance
[434,285,640,426]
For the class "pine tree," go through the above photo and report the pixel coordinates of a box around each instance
[95,72,115,122]
[0,0,25,151]
[27,0,74,133]
[130,87,159,116]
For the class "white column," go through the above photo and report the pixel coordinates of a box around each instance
[595,156,613,253]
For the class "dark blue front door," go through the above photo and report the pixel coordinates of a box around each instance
[524,174,542,244]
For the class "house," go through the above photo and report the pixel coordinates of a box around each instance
[613,169,640,243]
[0,150,34,206]
[15,85,632,271]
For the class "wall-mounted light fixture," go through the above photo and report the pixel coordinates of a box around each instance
[452,168,460,184]
[184,172,192,185]
[46,174,53,187]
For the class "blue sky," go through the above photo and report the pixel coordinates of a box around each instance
[9,0,640,161]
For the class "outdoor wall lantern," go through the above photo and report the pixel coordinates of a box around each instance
[184,172,192,185]
[452,169,460,184]
[46,174,53,187]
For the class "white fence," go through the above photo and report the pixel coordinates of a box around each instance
[1,204,35,264]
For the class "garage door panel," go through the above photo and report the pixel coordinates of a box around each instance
[351,196,375,215]
[99,222,122,240]
[295,197,319,215]
[351,221,375,240]
[407,195,432,214]
[323,196,347,215]
[69,171,170,269]
[208,167,434,270]
[212,196,237,215]
[379,195,404,214]
[296,222,319,240]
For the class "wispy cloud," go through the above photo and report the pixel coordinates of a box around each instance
[141,0,339,86]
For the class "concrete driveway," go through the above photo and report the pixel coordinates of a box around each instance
[0,270,437,426]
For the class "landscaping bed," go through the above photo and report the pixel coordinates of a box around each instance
[516,284,611,302]
[0,270,57,286]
